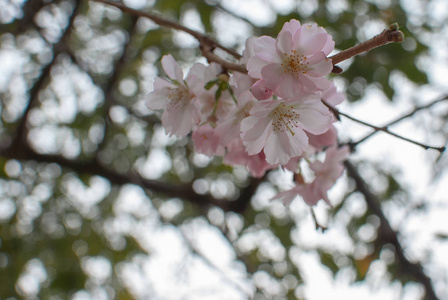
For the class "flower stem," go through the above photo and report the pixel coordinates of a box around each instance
[322,100,446,153]
[350,95,448,148]
[90,0,248,73]
[329,24,404,65]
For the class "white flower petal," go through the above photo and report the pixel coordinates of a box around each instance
[253,36,281,63]
[147,88,170,110]
[162,55,184,83]
[260,63,286,91]
[276,30,293,55]
[264,130,292,165]
[288,128,308,158]
[296,99,332,135]
[241,115,271,155]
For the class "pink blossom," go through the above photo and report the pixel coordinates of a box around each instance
[188,62,236,123]
[309,145,350,189]
[224,138,276,177]
[307,125,338,150]
[147,55,201,137]
[272,146,350,206]
[322,81,345,107]
[240,37,256,65]
[214,90,255,146]
[192,124,225,157]
[240,94,333,165]
[246,20,334,99]
[272,182,332,206]
[250,79,274,100]
[303,145,350,205]
[271,185,304,205]
[230,38,258,98]
[229,72,255,98]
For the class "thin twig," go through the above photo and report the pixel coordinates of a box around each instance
[310,208,327,232]
[323,101,446,153]
[330,23,404,66]
[213,2,256,28]
[351,95,448,148]
[178,226,253,298]
[344,160,439,300]
[140,185,253,298]
[90,0,247,73]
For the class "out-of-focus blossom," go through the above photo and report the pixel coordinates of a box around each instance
[224,138,276,178]
[146,55,201,137]
[272,146,350,206]
[192,124,225,157]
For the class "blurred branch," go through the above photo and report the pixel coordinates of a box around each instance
[0,142,261,214]
[344,160,439,300]
[178,226,253,297]
[323,101,446,153]
[62,22,162,127]
[330,23,404,67]
[86,1,408,76]
[7,0,82,156]
[0,0,45,34]
[138,185,254,298]
[350,95,448,149]
[89,0,247,73]
[95,15,139,153]
[213,2,255,27]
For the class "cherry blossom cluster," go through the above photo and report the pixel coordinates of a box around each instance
[147,19,349,206]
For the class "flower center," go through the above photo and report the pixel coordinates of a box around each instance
[272,102,300,136]
[281,50,309,78]
[167,85,190,109]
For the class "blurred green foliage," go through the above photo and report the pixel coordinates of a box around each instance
[0,0,443,299]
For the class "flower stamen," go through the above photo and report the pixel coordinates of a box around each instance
[272,103,300,136]
[167,86,190,109]
[281,50,310,78]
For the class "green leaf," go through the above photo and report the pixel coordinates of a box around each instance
[204,79,218,90]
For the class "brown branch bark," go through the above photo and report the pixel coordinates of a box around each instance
[90,0,247,73]
[344,160,439,300]
[330,24,404,66]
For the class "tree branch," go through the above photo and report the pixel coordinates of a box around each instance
[138,184,254,298]
[89,0,247,73]
[0,142,262,214]
[178,225,253,297]
[89,1,408,76]
[323,101,446,153]
[350,95,448,148]
[344,160,439,300]
[95,15,140,154]
[330,23,404,66]
[0,0,45,34]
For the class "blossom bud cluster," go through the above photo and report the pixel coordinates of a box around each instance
[147,19,349,206]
